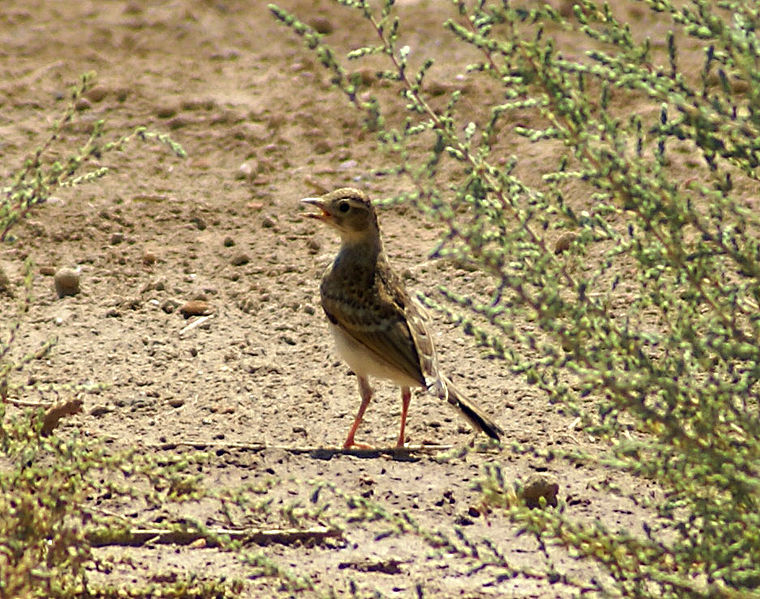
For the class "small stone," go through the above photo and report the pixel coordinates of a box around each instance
[90,405,113,417]
[156,104,178,118]
[308,16,334,34]
[237,161,256,180]
[110,232,124,245]
[190,215,206,230]
[168,398,185,408]
[75,97,91,111]
[123,297,141,310]
[313,139,331,154]
[230,252,250,266]
[557,0,574,18]
[356,67,375,86]
[261,215,276,228]
[114,87,130,102]
[161,298,181,314]
[54,268,80,298]
[520,474,559,508]
[167,115,191,130]
[0,265,12,297]
[142,250,157,266]
[306,237,321,253]
[223,236,235,247]
[304,304,315,315]
[554,232,577,254]
[39,265,57,276]
[105,307,121,318]
[179,300,212,317]
[85,86,108,102]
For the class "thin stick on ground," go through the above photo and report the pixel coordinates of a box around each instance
[137,440,498,459]
[87,525,343,548]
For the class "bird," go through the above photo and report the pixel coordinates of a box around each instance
[301,187,503,448]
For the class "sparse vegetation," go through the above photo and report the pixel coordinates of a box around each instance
[271,0,760,596]
[0,74,245,598]
[4,1,760,596]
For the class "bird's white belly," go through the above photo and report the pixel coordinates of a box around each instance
[329,322,421,388]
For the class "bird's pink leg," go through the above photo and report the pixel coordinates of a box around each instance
[396,387,412,447]
[343,376,373,449]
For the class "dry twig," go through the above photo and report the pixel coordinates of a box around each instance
[87,525,342,547]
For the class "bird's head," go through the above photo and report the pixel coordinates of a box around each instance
[301,188,379,243]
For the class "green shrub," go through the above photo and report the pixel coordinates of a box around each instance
[271,1,760,596]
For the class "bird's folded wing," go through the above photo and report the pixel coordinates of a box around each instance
[326,299,426,386]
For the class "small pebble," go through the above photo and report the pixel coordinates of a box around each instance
[179,299,212,317]
[85,86,108,102]
[230,253,250,266]
[161,298,181,314]
[313,139,331,154]
[306,237,321,253]
[156,104,178,118]
[190,215,207,230]
[554,232,577,254]
[167,115,191,130]
[0,265,12,296]
[520,474,559,508]
[39,265,57,276]
[90,405,113,417]
[114,87,129,102]
[308,16,334,34]
[261,215,276,228]
[142,250,157,266]
[223,236,235,247]
[558,0,574,18]
[110,232,124,245]
[75,97,91,111]
[54,268,80,297]
[237,161,256,180]
[356,67,375,86]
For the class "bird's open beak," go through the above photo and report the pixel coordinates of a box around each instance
[301,197,329,221]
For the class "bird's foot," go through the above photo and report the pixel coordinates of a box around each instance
[343,440,374,450]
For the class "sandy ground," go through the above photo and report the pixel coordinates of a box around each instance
[0,1,686,596]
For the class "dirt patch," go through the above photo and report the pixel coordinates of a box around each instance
[1,1,677,596]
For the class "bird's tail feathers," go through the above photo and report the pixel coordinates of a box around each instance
[437,376,503,442]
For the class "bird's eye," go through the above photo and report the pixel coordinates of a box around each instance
[338,201,350,213]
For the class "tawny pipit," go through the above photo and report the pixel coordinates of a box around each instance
[302,188,503,448]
